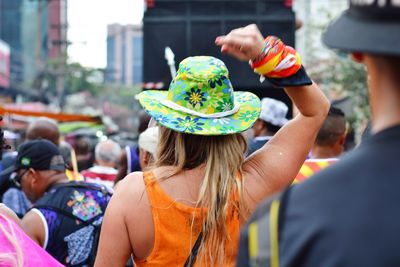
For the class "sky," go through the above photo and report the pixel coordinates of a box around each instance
[67,0,144,68]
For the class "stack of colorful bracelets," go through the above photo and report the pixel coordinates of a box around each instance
[250,36,302,79]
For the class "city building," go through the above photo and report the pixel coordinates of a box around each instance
[106,24,143,86]
[0,0,67,88]
[0,0,24,86]
[48,0,68,60]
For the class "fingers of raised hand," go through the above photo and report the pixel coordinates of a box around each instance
[215,24,265,60]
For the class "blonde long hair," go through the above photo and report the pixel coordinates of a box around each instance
[155,126,247,265]
[0,213,24,267]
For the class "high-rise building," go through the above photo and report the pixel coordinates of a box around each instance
[106,24,143,86]
[0,0,67,88]
[0,0,24,86]
[48,0,68,60]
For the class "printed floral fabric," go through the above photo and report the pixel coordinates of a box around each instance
[35,183,112,266]
[67,190,102,221]
[137,56,261,135]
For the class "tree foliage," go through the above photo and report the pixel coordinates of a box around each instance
[303,7,370,139]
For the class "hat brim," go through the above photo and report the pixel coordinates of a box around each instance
[323,10,400,56]
[137,90,261,135]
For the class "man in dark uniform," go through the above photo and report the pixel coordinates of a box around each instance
[237,1,400,266]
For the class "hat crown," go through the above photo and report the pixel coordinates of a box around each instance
[349,0,400,21]
[167,56,236,115]
[16,139,65,171]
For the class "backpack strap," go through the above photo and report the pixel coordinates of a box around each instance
[183,231,203,267]
[47,182,113,197]
[33,205,101,226]
[270,186,292,267]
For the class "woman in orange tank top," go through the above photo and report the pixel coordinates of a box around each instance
[95,25,329,267]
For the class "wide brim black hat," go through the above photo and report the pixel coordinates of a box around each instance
[323,8,400,56]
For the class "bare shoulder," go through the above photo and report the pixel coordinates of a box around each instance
[116,171,146,193]
[113,171,147,211]
[21,209,45,246]
[111,171,154,259]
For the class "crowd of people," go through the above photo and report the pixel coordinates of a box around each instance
[0,0,399,266]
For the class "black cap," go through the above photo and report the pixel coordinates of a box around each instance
[323,0,400,56]
[3,140,66,175]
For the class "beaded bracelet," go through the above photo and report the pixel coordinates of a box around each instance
[251,36,284,69]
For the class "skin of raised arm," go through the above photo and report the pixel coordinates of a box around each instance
[242,83,329,215]
[216,24,330,216]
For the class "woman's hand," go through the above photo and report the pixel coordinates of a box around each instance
[215,24,265,61]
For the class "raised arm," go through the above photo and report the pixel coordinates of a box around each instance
[216,24,330,216]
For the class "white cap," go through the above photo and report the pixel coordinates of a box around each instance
[138,127,159,156]
[259,97,289,127]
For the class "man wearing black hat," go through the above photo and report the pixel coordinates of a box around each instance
[8,139,112,266]
[230,1,400,266]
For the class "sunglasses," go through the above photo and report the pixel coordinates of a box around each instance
[10,169,29,188]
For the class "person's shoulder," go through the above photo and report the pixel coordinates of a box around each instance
[113,171,145,199]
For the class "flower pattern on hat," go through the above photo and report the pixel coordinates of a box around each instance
[185,88,207,108]
[172,116,205,133]
[137,56,261,135]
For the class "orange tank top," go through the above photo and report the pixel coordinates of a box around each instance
[135,171,240,267]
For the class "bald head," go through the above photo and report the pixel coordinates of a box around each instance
[26,118,60,146]
[95,140,122,167]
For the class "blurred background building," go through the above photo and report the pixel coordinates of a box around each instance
[0,0,67,92]
[106,24,143,86]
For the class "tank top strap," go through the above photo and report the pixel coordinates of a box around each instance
[143,171,185,209]
[143,171,163,206]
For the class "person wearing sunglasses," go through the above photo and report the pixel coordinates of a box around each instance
[2,139,112,266]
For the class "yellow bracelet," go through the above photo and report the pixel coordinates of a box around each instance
[254,51,283,76]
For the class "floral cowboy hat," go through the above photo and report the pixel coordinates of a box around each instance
[136,56,261,135]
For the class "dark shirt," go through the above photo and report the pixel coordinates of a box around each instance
[32,182,112,266]
[238,125,400,267]
[247,136,272,155]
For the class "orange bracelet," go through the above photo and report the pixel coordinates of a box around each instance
[268,47,302,78]
[251,37,302,78]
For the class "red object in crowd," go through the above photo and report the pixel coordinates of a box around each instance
[285,0,293,8]
[146,0,155,8]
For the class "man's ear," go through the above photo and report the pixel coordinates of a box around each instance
[252,119,262,131]
[29,168,40,185]
[335,132,347,152]
[143,151,152,167]
[338,132,346,146]
[351,52,364,63]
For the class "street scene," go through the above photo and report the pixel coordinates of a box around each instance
[0,0,399,266]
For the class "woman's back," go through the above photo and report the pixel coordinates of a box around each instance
[132,169,240,266]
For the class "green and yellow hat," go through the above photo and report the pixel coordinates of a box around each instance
[137,56,261,135]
